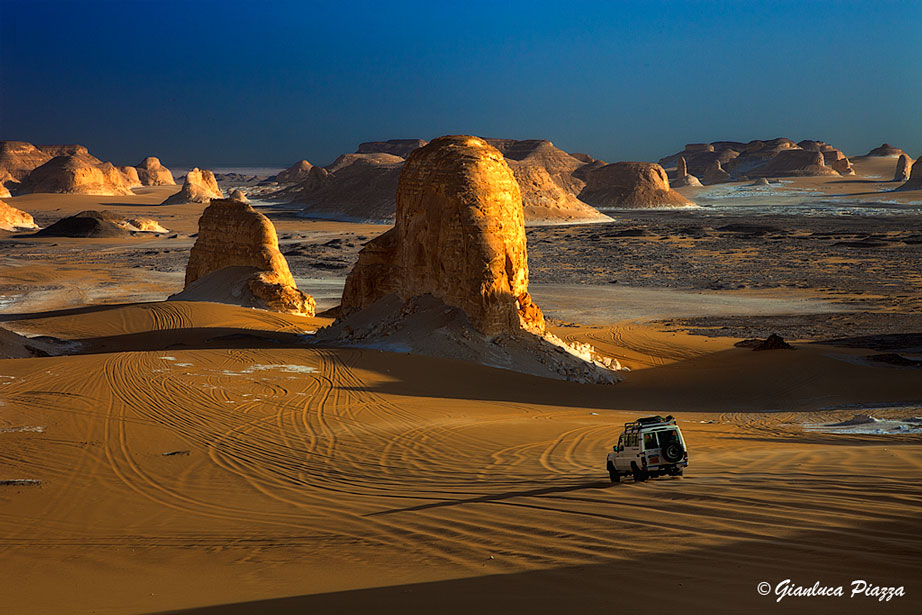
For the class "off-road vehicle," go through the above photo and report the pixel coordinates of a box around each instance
[606,415,687,482]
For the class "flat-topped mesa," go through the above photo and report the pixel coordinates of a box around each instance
[672,156,702,187]
[894,154,912,182]
[342,135,544,336]
[134,156,176,186]
[894,156,922,192]
[22,152,134,196]
[161,168,222,205]
[866,144,906,157]
[356,139,428,158]
[577,162,693,208]
[276,160,313,183]
[178,199,315,315]
[0,199,37,231]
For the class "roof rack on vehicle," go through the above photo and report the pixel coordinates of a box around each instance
[623,415,676,431]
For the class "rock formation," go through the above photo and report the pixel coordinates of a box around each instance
[356,139,428,158]
[342,135,543,335]
[894,154,912,182]
[866,144,906,157]
[821,148,854,175]
[751,177,771,186]
[23,153,135,196]
[276,160,313,183]
[35,210,139,237]
[894,156,922,192]
[576,162,693,208]
[746,150,839,178]
[229,188,248,203]
[672,156,702,187]
[0,199,37,231]
[134,156,176,185]
[161,168,222,205]
[119,166,142,188]
[175,199,315,315]
[0,141,54,181]
[126,218,168,233]
[0,183,11,198]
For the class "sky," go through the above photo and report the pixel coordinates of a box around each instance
[1,0,920,168]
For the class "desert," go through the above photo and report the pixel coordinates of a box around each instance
[1,3,921,615]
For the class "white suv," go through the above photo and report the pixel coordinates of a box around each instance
[606,415,687,482]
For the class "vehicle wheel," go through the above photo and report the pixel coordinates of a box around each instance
[662,441,684,463]
[631,462,647,482]
[607,461,620,483]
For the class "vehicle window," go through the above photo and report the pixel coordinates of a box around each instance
[644,432,658,450]
[658,430,679,447]
[618,434,624,450]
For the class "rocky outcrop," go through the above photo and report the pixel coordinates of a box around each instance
[894,157,922,191]
[119,166,142,187]
[0,199,37,231]
[22,153,135,196]
[672,157,702,187]
[229,188,248,203]
[356,139,428,158]
[175,199,314,315]
[0,183,11,198]
[746,150,839,178]
[894,154,912,182]
[577,162,692,208]
[342,136,544,336]
[276,160,313,183]
[35,210,142,237]
[126,218,168,233]
[866,144,906,157]
[821,148,854,175]
[134,156,176,186]
[161,168,222,205]
[0,141,53,181]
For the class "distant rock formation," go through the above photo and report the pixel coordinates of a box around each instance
[660,138,853,182]
[342,135,543,335]
[0,141,54,181]
[356,139,428,158]
[229,188,248,203]
[23,153,135,196]
[894,156,922,192]
[119,166,142,188]
[576,162,692,208]
[746,150,839,178]
[34,210,156,237]
[751,177,771,186]
[0,199,37,231]
[276,160,313,183]
[161,168,222,205]
[672,157,702,187]
[866,144,906,157]
[126,218,168,233]
[894,154,912,182]
[134,156,176,186]
[175,199,315,315]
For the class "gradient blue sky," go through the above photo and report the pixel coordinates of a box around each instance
[1,0,920,167]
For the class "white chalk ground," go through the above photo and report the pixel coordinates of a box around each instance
[804,411,922,434]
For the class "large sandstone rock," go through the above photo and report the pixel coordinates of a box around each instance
[894,156,922,192]
[342,135,544,336]
[161,168,222,205]
[276,160,313,183]
[0,183,10,199]
[866,144,906,157]
[229,188,248,203]
[0,199,37,231]
[672,156,702,187]
[119,166,142,188]
[134,156,176,186]
[35,210,141,237]
[23,153,134,196]
[577,162,693,208]
[0,141,53,181]
[356,139,428,158]
[821,148,854,175]
[177,199,314,315]
[746,150,839,178]
[894,154,912,182]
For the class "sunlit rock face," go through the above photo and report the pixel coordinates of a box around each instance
[821,148,854,175]
[119,166,142,188]
[134,156,176,186]
[0,199,37,231]
[866,143,906,157]
[894,154,912,182]
[161,168,222,205]
[0,141,53,182]
[672,156,702,187]
[746,150,839,178]
[895,156,922,192]
[182,199,315,315]
[23,152,135,196]
[342,135,545,336]
[577,161,693,208]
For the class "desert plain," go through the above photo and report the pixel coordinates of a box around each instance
[0,141,920,615]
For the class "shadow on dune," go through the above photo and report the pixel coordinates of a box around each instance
[153,517,921,615]
[0,302,149,322]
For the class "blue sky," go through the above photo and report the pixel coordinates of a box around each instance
[1,0,920,167]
